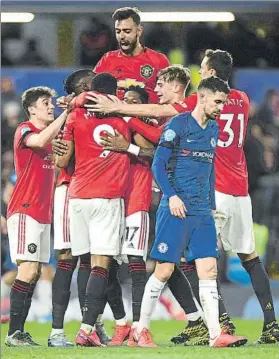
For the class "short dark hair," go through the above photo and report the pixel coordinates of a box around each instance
[91,73,117,96]
[22,86,56,117]
[124,85,149,104]
[112,7,141,25]
[157,65,191,89]
[63,69,94,95]
[198,76,230,95]
[204,49,233,82]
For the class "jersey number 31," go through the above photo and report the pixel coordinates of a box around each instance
[218,113,244,148]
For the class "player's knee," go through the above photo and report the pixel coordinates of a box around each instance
[196,259,217,280]
[241,255,260,273]
[55,248,72,261]
[17,261,41,283]
[80,252,91,266]
[155,262,174,282]
[92,255,111,269]
[238,251,257,264]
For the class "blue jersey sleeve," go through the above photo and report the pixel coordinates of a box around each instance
[152,116,183,198]
[209,163,216,210]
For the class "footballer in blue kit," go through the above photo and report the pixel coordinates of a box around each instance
[151,110,219,264]
[135,76,247,348]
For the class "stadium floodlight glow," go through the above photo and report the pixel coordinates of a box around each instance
[139,12,235,22]
[1,13,35,23]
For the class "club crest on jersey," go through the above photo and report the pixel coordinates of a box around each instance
[210,137,217,148]
[140,64,154,79]
[158,242,168,254]
[163,129,176,142]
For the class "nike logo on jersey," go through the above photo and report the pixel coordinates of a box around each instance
[186,139,195,143]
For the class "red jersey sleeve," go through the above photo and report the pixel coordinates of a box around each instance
[16,124,35,148]
[171,93,197,113]
[63,112,76,141]
[71,92,88,109]
[128,117,162,143]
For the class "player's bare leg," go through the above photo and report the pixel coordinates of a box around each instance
[48,249,76,347]
[76,254,111,347]
[135,261,175,347]
[5,261,41,347]
[195,257,247,347]
[239,251,279,344]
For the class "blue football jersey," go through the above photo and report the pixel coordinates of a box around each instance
[152,112,219,215]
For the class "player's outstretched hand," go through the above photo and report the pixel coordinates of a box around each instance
[84,92,120,113]
[169,195,187,219]
[56,94,74,110]
[99,130,129,152]
[52,137,68,156]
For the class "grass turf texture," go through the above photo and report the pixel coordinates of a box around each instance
[1,319,279,359]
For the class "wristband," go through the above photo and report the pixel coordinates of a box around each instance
[127,143,140,156]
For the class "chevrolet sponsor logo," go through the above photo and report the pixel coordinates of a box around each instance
[117,79,145,89]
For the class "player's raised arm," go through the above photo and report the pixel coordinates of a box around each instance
[25,110,70,149]
[100,130,155,162]
[85,93,179,118]
[54,111,76,168]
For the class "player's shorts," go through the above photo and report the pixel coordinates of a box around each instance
[54,184,71,250]
[118,210,149,263]
[214,191,255,254]
[150,204,218,263]
[69,198,125,256]
[7,213,50,264]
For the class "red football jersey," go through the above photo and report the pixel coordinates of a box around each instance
[63,108,131,199]
[56,161,75,188]
[180,91,250,196]
[94,48,170,103]
[125,159,153,217]
[7,122,55,223]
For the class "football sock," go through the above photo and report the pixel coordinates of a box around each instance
[105,259,126,320]
[168,264,199,317]
[77,253,91,312]
[52,259,76,329]
[137,274,166,333]
[216,276,228,317]
[199,279,221,340]
[115,317,127,326]
[181,263,228,321]
[242,256,276,328]
[82,266,108,327]
[20,281,36,332]
[180,263,201,304]
[8,279,30,336]
[128,256,147,322]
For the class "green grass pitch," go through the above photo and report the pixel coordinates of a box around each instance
[1,319,279,359]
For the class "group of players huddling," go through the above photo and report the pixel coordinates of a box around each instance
[4,6,279,348]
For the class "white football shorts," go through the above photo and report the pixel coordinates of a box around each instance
[7,213,50,263]
[69,198,125,256]
[54,184,71,250]
[118,210,149,263]
[214,191,255,254]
